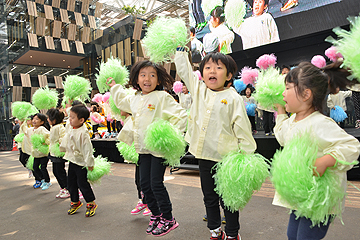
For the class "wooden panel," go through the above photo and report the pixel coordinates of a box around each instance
[75,41,84,54]
[30,87,39,102]
[67,24,76,41]
[94,2,102,18]
[124,38,131,66]
[60,38,70,52]
[35,0,44,3]
[27,33,39,47]
[52,0,60,8]
[139,40,148,58]
[81,26,90,43]
[38,75,48,87]
[52,20,62,38]
[101,49,104,62]
[163,63,171,75]
[81,0,90,15]
[74,12,83,27]
[136,56,144,63]
[60,9,69,23]
[67,0,75,11]
[95,29,103,39]
[12,86,23,102]
[45,36,55,50]
[88,15,96,29]
[105,47,110,62]
[26,1,37,17]
[8,72,13,87]
[133,19,143,41]
[54,76,64,89]
[44,5,54,20]
[20,74,31,87]
[111,44,116,58]
[117,41,124,64]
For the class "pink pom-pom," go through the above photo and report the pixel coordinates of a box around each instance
[240,67,259,85]
[325,46,343,62]
[91,114,102,124]
[102,92,110,103]
[100,116,105,123]
[173,81,183,94]
[311,55,326,68]
[92,93,103,103]
[256,54,277,70]
[194,70,202,80]
[106,113,114,122]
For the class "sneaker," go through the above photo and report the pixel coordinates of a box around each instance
[59,189,70,199]
[226,234,241,240]
[146,215,161,234]
[143,207,151,216]
[68,201,83,215]
[203,214,208,221]
[41,182,52,190]
[40,179,45,188]
[28,170,33,178]
[131,201,146,215]
[252,130,258,135]
[104,132,111,139]
[85,202,98,217]
[56,189,64,198]
[280,0,298,11]
[33,180,42,189]
[356,120,360,129]
[210,230,225,240]
[79,190,84,200]
[221,215,226,224]
[271,132,275,136]
[152,217,179,236]
[265,132,270,136]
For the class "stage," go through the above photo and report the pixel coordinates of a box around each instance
[92,128,360,180]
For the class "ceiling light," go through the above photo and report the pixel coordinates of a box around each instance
[59,70,69,77]
[43,69,53,75]
[30,55,33,58]
[25,67,36,75]
[63,59,65,61]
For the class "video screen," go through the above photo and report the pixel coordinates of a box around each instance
[189,0,342,61]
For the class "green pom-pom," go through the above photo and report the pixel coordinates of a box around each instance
[109,95,122,116]
[253,67,285,110]
[32,86,58,110]
[142,16,189,63]
[144,119,186,167]
[26,155,34,170]
[214,151,269,212]
[30,134,49,155]
[201,0,223,16]
[224,0,246,29]
[50,143,65,157]
[63,75,92,101]
[116,141,138,164]
[271,131,353,226]
[87,155,112,184]
[327,15,360,81]
[95,56,129,93]
[11,101,39,120]
[14,133,25,143]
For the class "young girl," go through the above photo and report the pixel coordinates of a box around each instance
[274,62,360,239]
[174,50,256,240]
[26,113,51,190]
[90,104,102,139]
[108,60,187,236]
[18,119,33,178]
[242,85,257,134]
[47,108,69,198]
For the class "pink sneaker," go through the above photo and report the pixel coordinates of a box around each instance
[143,207,151,216]
[56,189,64,198]
[59,189,70,199]
[152,217,179,236]
[79,190,84,200]
[131,201,146,215]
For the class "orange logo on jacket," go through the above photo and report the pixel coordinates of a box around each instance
[148,104,155,111]
[221,99,228,104]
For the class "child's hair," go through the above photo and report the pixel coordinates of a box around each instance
[281,65,290,72]
[322,60,354,94]
[245,84,254,94]
[199,52,238,87]
[70,104,90,122]
[72,100,82,106]
[46,108,65,125]
[211,6,225,24]
[129,60,174,91]
[190,27,195,35]
[33,113,50,130]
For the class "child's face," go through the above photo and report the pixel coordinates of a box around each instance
[26,119,32,125]
[182,85,188,94]
[202,59,232,91]
[69,111,84,128]
[253,0,267,16]
[281,68,290,75]
[47,117,55,126]
[246,88,251,97]
[137,66,159,95]
[210,16,220,28]
[283,82,306,113]
[32,115,44,128]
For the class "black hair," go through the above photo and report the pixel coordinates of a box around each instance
[190,27,195,35]
[72,100,82,106]
[46,108,65,126]
[281,65,290,71]
[322,60,354,94]
[245,84,254,93]
[70,104,90,122]
[211,6,225,24]
[33,113,50,130]
[129,60,174,92]
[199,52,238,87]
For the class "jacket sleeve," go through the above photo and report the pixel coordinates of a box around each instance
[274,114,289,147]
[110,84,132,114]
[80,130,95,167]
[161,94,188,133]
[174,51,200,96]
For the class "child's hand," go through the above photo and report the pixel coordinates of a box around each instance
[106,77,116,87]
[275,104,286,115]
[88,166,94,171]
[313,155,336,177]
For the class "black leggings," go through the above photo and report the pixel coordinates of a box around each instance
[33,156,50,183]
[53,162,67,189]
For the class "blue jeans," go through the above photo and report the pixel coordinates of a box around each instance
[287,211,331,240]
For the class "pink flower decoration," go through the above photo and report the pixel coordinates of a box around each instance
[107,113,114,122]
[240,67,259,85]
[91,114,102,124]
[311,55,326,68]
[92,93,103,103]
[173,81,183,94]
[102,92,111,103]
[325,46,343,62]
[256,54,277,70]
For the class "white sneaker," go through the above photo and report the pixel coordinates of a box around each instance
[28,169,33,178]
[59,189,70,199]
[56,189,64,198]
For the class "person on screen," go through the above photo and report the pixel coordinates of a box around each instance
[234,0,279,50]
[279,0,299,11]
[190,27,205,63]
[203,32,220,55]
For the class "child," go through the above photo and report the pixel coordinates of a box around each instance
[18,119,32,177]
[26,113,51,190]
[60,104,97,217]
[242,85,257,134]
[47,108,69,198]
[90,104,102,139]
[108,60,187,236]
[234,0,279,50]
[274,62,360,239]
[178,82,193,111]
[327,88,352,128]
[208,6,234,54]
[174,49,256,240]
